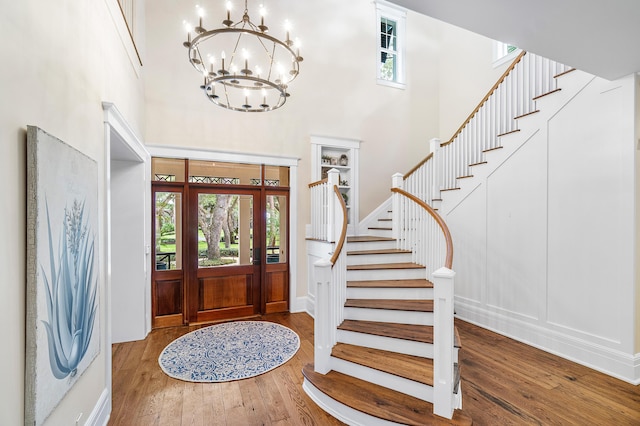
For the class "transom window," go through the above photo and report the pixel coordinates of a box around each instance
[376,1,406,88]
[493,40,521,67]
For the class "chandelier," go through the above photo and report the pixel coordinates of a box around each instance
[183,1,303,112]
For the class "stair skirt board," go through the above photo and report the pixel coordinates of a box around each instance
[346,287,434,300]
[330,356,434,402]
[343,307,433,326]
[303,379,409,426]
[337,329,434,358]
[347,268,426,281]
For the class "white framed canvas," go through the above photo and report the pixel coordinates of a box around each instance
[26,126,100,425]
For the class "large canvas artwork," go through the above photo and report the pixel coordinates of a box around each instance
[26,126,100,425]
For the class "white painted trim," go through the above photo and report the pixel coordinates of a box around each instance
[144,144,301,315]
[146,144,300,167]
[357,196,392,234]
[455,300,640,384]
[86,388,110,426]
[103,102,151,423]
[309,135,361,150]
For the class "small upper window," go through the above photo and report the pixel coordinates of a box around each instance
[493,40,521,67]
[376,1,406,88]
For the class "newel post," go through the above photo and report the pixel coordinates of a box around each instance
[326,169,340,242]
[391,173,403,241]
[314,258,333,374]
[429,138,441,203]
[432,266,456,419]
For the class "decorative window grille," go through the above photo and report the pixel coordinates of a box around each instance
[189,176,240,185]
[155,174,176,182]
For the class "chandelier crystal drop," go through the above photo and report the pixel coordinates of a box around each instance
[183,1,303,112]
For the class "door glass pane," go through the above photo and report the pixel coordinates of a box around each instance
[266,194,287,264]
[264,166,289,187]
[155,192,182,270]
[198,193,253,268]
[152,158,186,182]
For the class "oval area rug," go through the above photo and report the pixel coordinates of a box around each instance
[158,321,300,382]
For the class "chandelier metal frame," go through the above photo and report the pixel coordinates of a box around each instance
[183,1,303,112]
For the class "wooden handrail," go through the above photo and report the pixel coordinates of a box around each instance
[391,187,453,269]
[308,178,328,188]
[330,185,349,266]
[442,50,527,147]
[404,152,434,181]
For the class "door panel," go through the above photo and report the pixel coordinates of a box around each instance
[152,188,185,328]
[189,188,261,323]
[264,192,289,313]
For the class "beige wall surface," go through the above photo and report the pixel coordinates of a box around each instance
[0,0,145,424]
[144,0,501,299]
[0,0,533,423]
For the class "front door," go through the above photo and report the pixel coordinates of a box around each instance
[187,187,262,323]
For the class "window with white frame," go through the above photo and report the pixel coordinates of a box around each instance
[493,40,520,67]
[376,1,406,88]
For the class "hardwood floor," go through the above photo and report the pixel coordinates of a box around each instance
[110,313,640,425]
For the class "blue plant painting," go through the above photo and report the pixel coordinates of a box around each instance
[41,198,98,379]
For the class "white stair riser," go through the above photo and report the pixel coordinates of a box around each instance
[346,287,433,300]
[346,240,396,252]
[344,307,433,326]
[330,357,434,403]
[347,268,425,281]
[337,329,434,358]
[367,228,393,238]
[346,252,413,265]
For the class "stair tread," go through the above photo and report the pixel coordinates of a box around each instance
[345,299,434,312]
[338,319,434,343]
[347,262,424,271]
[347,235,395,243]
[332,343,434,386]
[347,248,411,256]
[302,364,473,426]
[368,226,392,230]
[347,279,433,288]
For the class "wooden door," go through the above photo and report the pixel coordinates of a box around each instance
[187,187,262,323]
[151,186,185,328]
[264,190,289,313]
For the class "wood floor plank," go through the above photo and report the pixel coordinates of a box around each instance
[110,312,640,426]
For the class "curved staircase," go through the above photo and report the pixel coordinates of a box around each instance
[303,229,470,425]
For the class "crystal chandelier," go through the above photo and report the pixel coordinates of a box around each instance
[183,1,303,112]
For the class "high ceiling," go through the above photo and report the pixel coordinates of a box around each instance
[389,0,640,80]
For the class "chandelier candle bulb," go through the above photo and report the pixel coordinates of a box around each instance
[224,1,233,26]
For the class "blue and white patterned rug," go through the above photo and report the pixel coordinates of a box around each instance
[158,321,300,382]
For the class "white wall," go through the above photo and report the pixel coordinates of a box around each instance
[111,159,149,343]
[143,0,505,302]
[444,73,638,382]
[0,0,145,424]
[437,25,509,141]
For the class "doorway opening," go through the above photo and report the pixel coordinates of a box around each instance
[151,157,290,327]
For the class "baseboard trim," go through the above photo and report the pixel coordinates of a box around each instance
[86,388,110,426]
[455,300,640,384]
[291,296,314,318]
